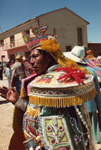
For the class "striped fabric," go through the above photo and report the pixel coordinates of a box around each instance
[86,59,101,82]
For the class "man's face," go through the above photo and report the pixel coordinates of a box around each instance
[30,48,51,75]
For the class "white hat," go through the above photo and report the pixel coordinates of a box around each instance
[63,45,87,64]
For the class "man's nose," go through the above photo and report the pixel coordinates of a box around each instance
[30,57,34,64]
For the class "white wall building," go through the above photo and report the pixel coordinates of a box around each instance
[0,7,89,62]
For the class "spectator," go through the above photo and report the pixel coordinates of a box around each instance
[86,49,94,59]
[0,62,3,80]
[9,58,15,67]
[10,53,26,95]
[6,63,11,88]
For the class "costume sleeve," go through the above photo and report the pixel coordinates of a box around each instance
[15,96,28,112]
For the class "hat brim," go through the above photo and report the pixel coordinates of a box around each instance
[63,52,87,64]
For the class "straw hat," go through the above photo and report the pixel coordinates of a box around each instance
[63,46,87,64]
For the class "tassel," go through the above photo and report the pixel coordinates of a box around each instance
[29,87,96,107]
[20,88,27,98]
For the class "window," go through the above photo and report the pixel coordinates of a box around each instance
[66,46,72,52]
[77,28,83,46]
[1,55,5,61]
[25,30,30,36]
[0,40,4,46]
[10,35,15,47]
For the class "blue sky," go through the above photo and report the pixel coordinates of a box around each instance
[0,0,101,43]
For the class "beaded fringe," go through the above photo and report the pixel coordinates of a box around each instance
[29,87,96,107]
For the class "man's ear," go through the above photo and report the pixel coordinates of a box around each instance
[47,54,53,63]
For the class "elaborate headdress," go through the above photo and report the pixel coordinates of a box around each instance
[15,52,24,61]
[86,49,94,59]
[22,25,90,74]
[22,25,56,51]
[86,50,93,55]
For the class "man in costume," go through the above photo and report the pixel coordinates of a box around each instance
[0,25,97,150]
[11,53,33,95]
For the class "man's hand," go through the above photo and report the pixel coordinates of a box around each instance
[0,86,19,104]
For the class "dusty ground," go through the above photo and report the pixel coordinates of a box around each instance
[0,76,14,150]
[0,75,101,150]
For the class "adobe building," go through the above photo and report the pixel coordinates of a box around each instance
[0,7,89,62]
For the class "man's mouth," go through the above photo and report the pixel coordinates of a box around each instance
[33,66,38,69]
[33,67,39,71]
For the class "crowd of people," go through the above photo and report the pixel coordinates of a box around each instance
[0,25,101,150]
[4,54,33,95]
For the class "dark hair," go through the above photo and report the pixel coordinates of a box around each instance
[98,51,101,56]
[6,63,10,68]
[37,49,48,55]
[37,49,57,65]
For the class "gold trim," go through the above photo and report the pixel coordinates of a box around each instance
[29,87,96,107]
